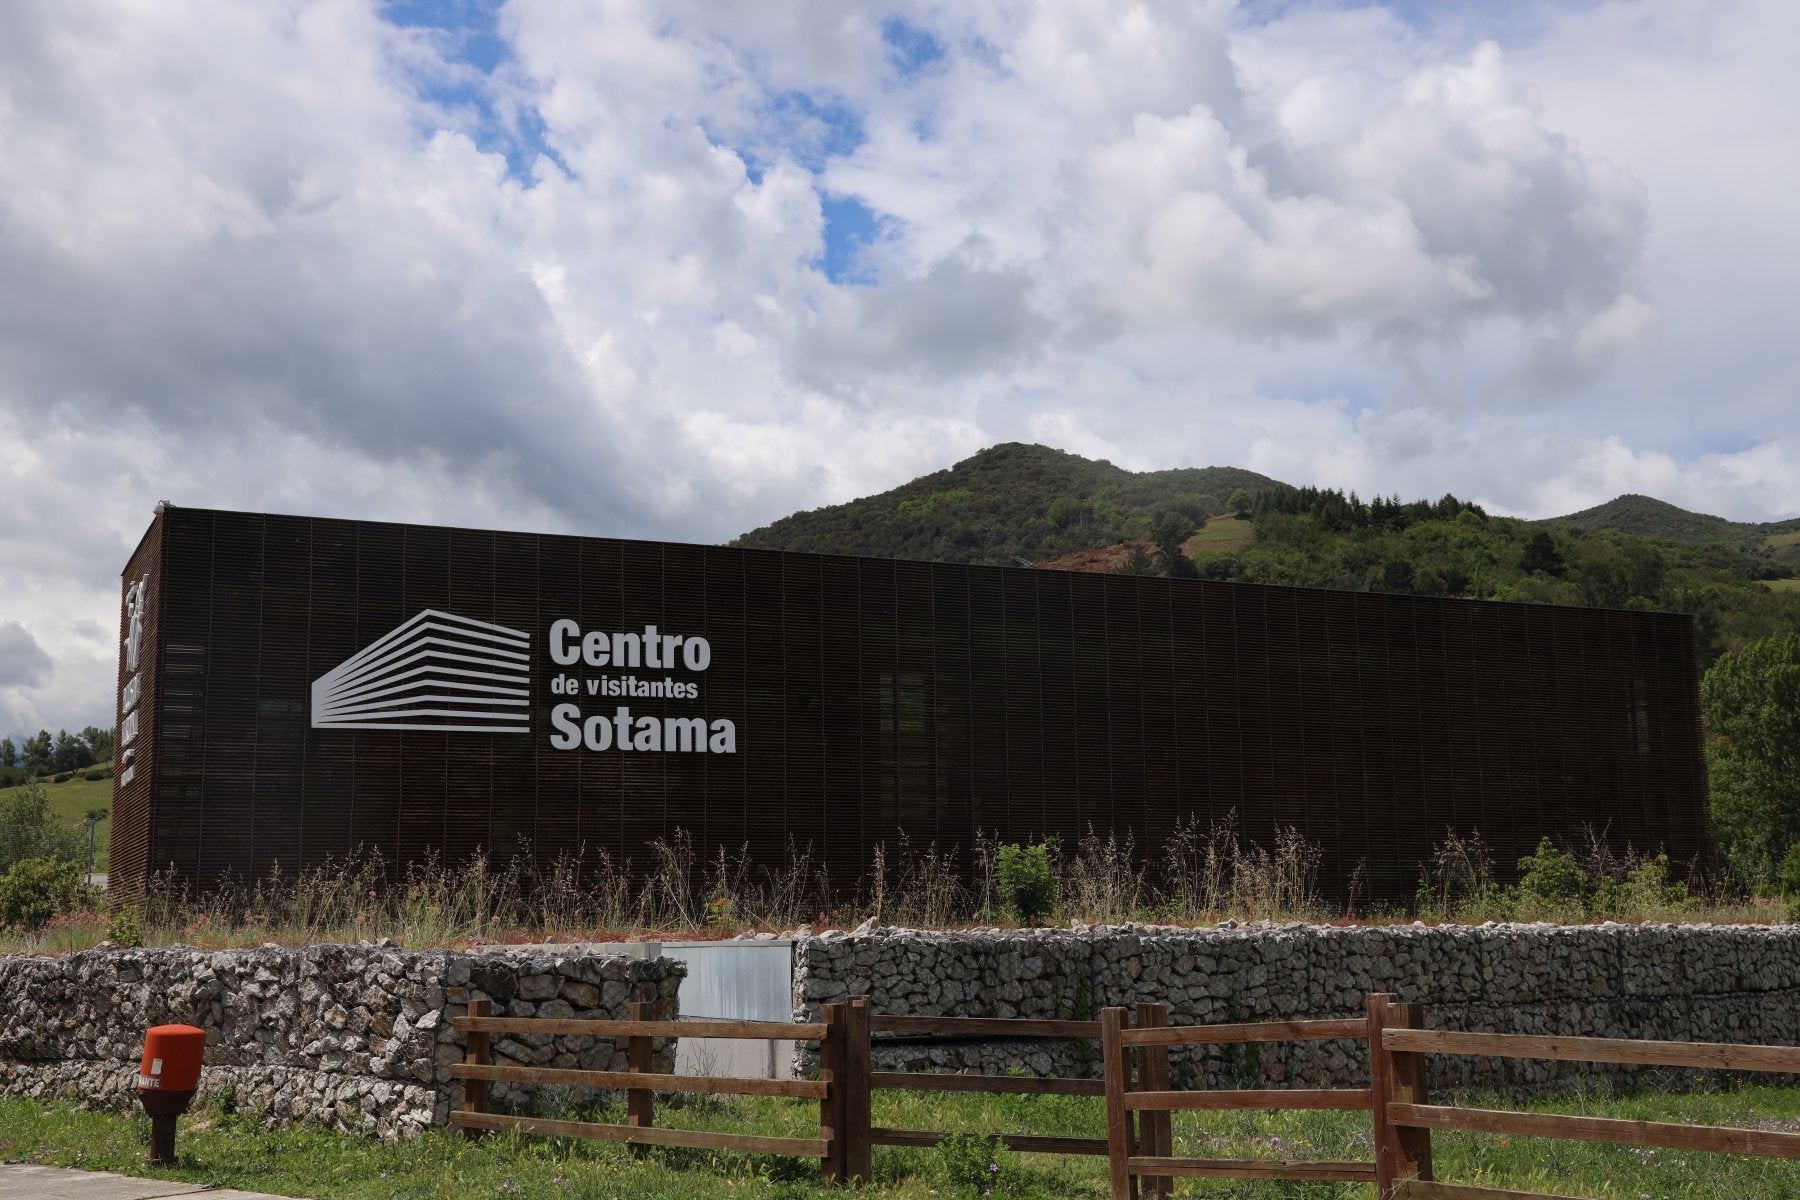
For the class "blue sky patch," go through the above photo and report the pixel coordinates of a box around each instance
[819,196,882,285]
[882,17,946,81]
[381,0,563,183]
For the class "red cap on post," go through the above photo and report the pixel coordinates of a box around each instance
[138,1024,206,1092]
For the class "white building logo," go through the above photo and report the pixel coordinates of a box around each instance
[311,609,531,733]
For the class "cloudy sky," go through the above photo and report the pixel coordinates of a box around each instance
[1,0,1796,741]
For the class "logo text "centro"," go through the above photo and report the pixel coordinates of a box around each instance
[547,621,711,671]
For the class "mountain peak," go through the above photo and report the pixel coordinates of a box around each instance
[732,443,1281,567]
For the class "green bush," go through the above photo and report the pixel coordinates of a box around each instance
[1516,838,1588,907]
[0,856,93,929]
[994,842,1055,926]
[1592,853,1693,918]
[82,769,112,782]
[105,908,144,948]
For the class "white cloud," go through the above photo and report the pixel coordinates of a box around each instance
[0,0,1796,736]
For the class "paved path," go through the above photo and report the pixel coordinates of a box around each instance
[0,1163,296,1199]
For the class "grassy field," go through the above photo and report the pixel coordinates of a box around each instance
[3,1085,1799,1200]
[1765,577,1800,592]
[0,768,113,869]
[1183,515,1256,556]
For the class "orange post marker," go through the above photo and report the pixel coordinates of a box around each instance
[137,1024,206,1164]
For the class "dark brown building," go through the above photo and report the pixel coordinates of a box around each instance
[111,505,1708,904]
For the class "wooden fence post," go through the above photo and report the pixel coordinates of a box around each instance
[1101,1006,1134,1200]
[461,998,491,1140]
[844,997,873,1184]
[819,1002,847,1185]
[1368,993,1433,1200]
[1135,1002,1171,1199]
[627,998,657,1157]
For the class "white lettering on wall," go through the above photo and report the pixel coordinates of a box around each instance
[117,573,150,788]
[544,619,730,754]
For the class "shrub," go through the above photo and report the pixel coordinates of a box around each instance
[82,769,112,782]
[1516,838,1588,908]
[0,856,93,929]
[106,908,144,948]
[994,842,1055,926]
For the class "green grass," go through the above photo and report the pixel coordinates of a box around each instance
[1765,578,1800,593]
[1184,516,1256,554]
[0,768,113,870]
[4,1085,1799,1200]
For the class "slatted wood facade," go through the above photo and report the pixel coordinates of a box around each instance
[112,506,1709,904]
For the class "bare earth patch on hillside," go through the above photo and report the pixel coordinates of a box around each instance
[1035,542,1149,572]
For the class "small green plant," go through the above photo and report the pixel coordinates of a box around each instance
[935,1130,1015,1197]
[994,842,1055,926]
[106,908,144,948]
[1592,853,1693,918]
[1515,837,1588,908]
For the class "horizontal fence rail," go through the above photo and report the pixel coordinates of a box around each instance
[1117,1016,1368,1048]
[869,1015,1101,1039]
[451,1110,829,1157]
[1381,1028,1800,1074]
[1127,1155,1378,1182]
[457,1015,826,1041]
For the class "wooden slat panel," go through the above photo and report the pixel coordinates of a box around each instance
[1126,1087,1372,1112]
[1129,1156,1376,1182]
[1382,1028,1800,1074]
[1119,1018,1367,1048]
[452,1062,826,1099]
[1398,1181,1593,1200]
[448,1110,828,1157]
[1387,1103,1800,1159]
[870,1071,1105,1097]
[870,1127,1108,1156]
[454,1016,823,1041]
[869,1016,1101,1039]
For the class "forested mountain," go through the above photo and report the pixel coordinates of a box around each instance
[734,444,1800,667]
[731,443,1278,566]
[1548,494,1800,573]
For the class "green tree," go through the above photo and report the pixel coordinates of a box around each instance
[1701,633,1800,884]
[1520,531,1566,577]
[1116,544,1158,576]
[1153,512,1198,579]
[0,737,14,768]
[80,725,115,763]
[51,729,95,773]
[0,782,83,871]
[1227,489,1252,519]
[20,729,52,774]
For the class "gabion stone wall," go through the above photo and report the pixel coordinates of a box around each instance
[0,944,682,1138]
[793,922,1800,1095]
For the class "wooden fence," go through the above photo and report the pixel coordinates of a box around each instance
[452,992,1800,1196]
